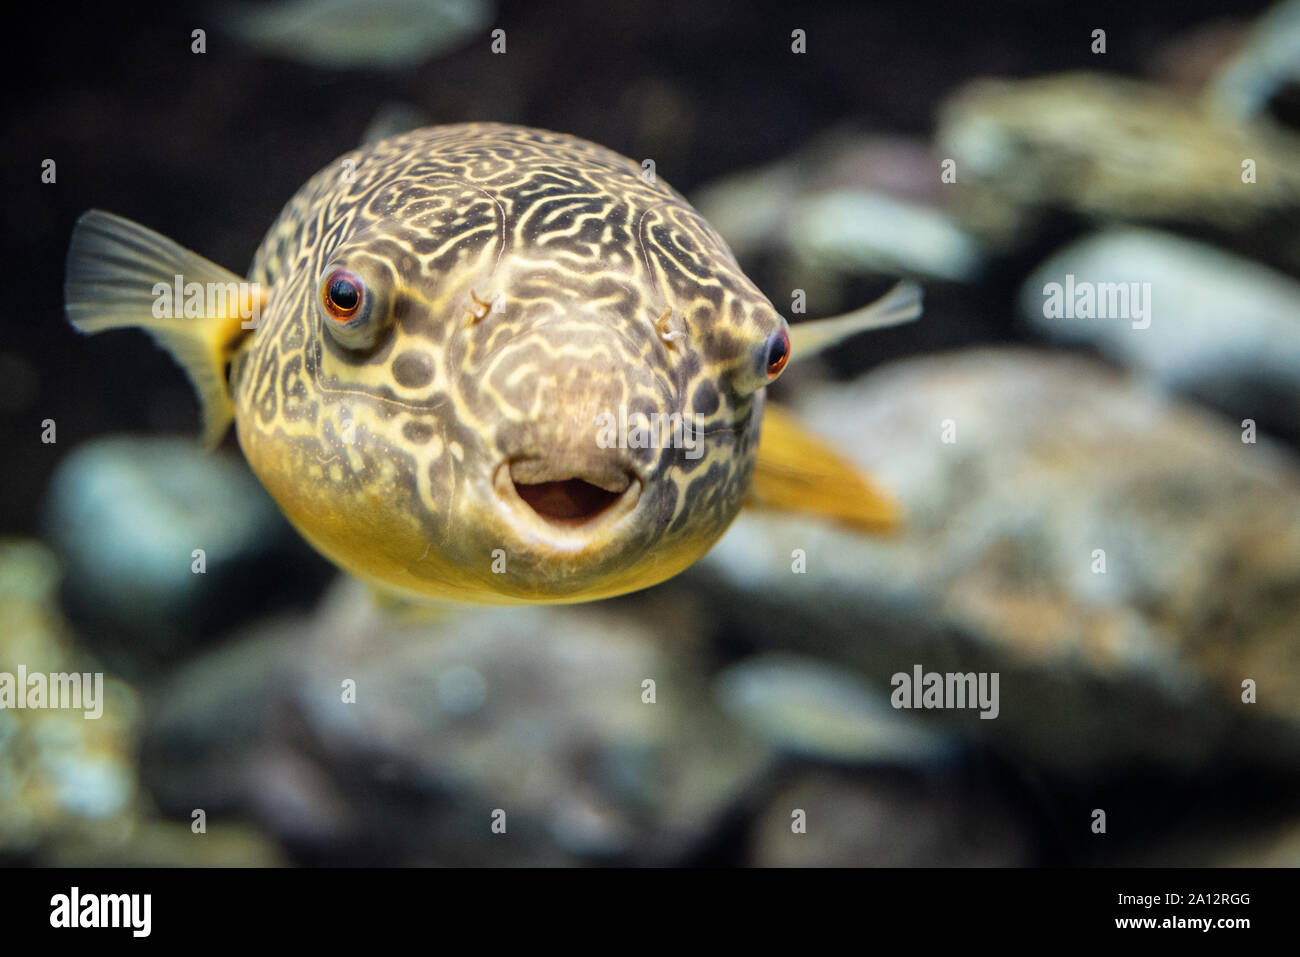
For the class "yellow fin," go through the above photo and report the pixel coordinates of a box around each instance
[750,403,901,533]
[65,210,263,449]
[788,280,922,363]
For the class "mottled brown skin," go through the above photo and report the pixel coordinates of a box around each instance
[228,123,787,603]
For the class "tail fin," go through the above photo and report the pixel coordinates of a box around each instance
[65,210,261,448]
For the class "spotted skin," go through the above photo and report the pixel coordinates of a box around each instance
[228,123,787,604]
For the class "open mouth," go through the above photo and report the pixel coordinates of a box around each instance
[513,479,624,523]
[497,460,640,527]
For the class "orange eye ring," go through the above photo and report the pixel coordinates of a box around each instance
[322,269,364,322]
[765,328,790,378]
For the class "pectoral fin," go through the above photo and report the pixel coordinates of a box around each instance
[750,403,901,533]
[788,280,922,363]
[366,585,462,625]
[65,210,263,449]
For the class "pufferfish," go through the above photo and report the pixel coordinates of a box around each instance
[65,123,920,605]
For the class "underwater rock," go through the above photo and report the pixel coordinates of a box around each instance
[1022,228,1300,443]
[750,767,1034,867]
[46,819,286,868]
[41,436,329,666]
[143,580,771,865]
[692,131,943,258]
[936,72,1300,267]
[0,540,142,859]
[695,348,1300,781]
[0,539,282,866]
[691,132,980,305]
[787,191,983,283]
[0,538,284,868]
[714,652,951,765]
[1208,0,1300,127]
[1149,19,1252,101]
[220,0,494,71]
[139,620,308,819]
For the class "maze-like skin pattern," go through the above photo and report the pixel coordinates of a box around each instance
[230,123,785,603]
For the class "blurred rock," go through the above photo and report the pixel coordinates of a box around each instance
[936,72,1300,267]
[41,436,330,668]
[693,131,943,257]
[47,820,286,868]
[0,539,285,865]
[139,621,306,817]
[692,131,979,310]
[0,540,141,858]
[220,0,494,71]
[751,767,1034,866]
[1150,19,1251,100]
[788,191,983,283]
[143,581,772,865]
[1022,228,1300,443]
[1208,0,1300,128]
[696,348,1300,781]
[715,652,952,765]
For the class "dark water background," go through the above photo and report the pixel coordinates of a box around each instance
[4,0,1275,535]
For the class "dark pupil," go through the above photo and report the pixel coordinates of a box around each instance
[330,279,359,311]
[767,333,788,371]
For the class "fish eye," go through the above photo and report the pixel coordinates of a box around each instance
[321,269,365,323]
[318,265,391,350]
[765,328,790,379]
[729,318,791,396]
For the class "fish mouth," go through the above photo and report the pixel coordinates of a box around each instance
[494,458,642,529]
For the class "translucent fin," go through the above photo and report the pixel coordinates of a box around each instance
[788,280,922,363]
[361,102,433,145]
[750,403,901,533]
[366,585,462,625]
[65,210,261,448]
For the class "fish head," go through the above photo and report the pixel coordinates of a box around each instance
[238,157,791,604]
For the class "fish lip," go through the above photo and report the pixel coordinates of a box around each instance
[492,458,642,537]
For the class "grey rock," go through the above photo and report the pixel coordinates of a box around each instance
[1209,0,1300,125]
[222,0,494,71]
[0,539,285,865]
[696,348,1300,780]
[715,652,952,765]
[692,131,943,260]
[143,580,773,865]
[788,191,983,283]
[1022,229,1300,442]
[691,132,979,306]
[41,436,327,662]
[750,768,1034,867]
